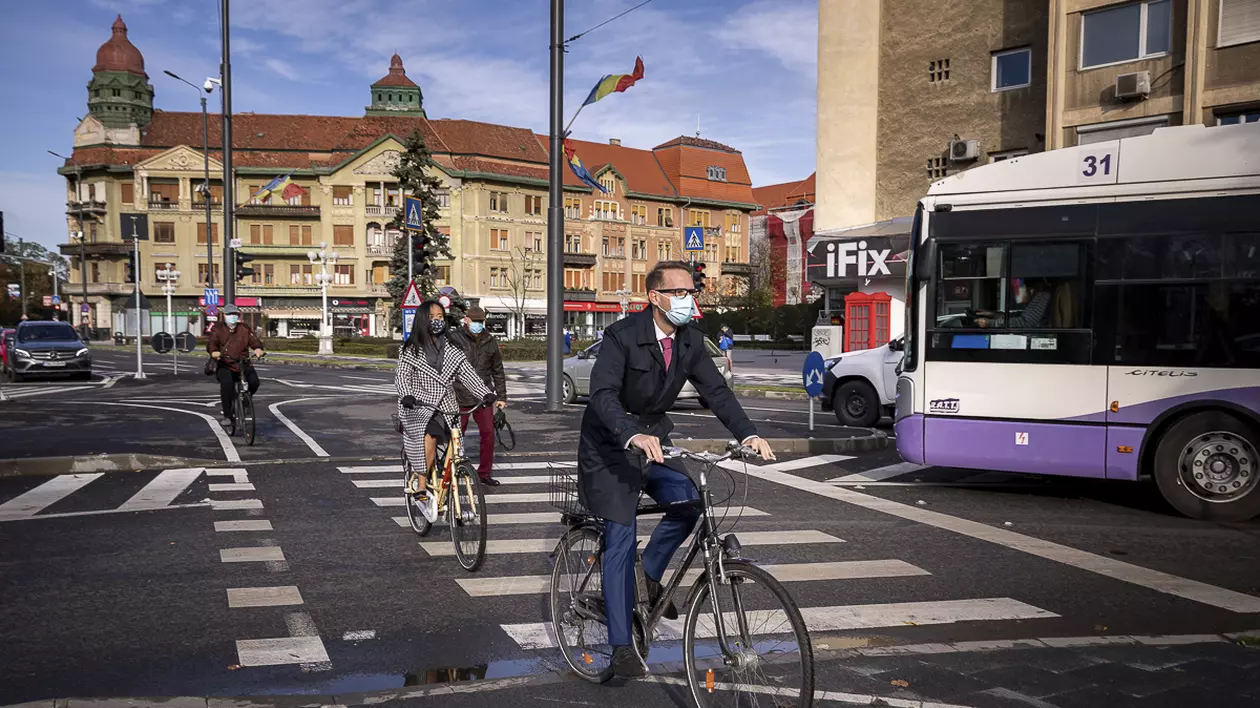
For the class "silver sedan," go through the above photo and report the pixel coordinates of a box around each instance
[562,337,733,407]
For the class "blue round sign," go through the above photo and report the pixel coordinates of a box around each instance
[802,351,826,397]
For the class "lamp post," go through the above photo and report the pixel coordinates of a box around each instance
[48,150,89,339]
[307,243,337,355]
[163,70,216,288]
[615,288,632,320]
[157,263,180,374]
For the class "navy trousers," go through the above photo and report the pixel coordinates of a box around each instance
[603,463,701,647]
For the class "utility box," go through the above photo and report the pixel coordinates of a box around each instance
[811,325,843,358]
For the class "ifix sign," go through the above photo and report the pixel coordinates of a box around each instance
[822,240,891,278]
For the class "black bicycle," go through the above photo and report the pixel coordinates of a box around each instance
[548,443,814,707]
[221,354,260,446]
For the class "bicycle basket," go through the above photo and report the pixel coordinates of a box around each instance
[547,464,588,517]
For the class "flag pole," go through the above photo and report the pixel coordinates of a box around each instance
[563,104,587,137]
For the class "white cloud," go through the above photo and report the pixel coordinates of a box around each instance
[264,58,306,83]
[714,0,818,79]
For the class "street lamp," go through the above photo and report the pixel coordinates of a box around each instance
[308,243,337,355]
[157,263,181,374]
[615,288,632,320]
[163,70,216,288]
[48,150,89,339]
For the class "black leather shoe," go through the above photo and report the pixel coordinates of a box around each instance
[611,645,648,678]
[645,577,678,620]
[480,477,501,488]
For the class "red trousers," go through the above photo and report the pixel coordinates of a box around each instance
[459,405,496,480]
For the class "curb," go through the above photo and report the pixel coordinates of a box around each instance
[0,454,225,479]
[678,431,887,455]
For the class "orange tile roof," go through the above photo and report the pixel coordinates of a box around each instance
[652,137,756,205]
[751,173,816,215]
[540,136,677,198]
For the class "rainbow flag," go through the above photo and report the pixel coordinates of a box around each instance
[582,56,645,106]
[563,141,608,193]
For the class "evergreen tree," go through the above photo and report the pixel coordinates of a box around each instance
[387,129,451,330]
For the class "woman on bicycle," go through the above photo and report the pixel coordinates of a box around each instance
[395,300,495,502]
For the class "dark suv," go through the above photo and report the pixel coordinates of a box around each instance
[7,321,92,381]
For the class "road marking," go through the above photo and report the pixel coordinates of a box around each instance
[421,529,842,557]
[220,546,286,563]
[210,498,263,510]
[62,401,240,462]
[235,637,329,667]
[458,560,929,598]
[642,676,979,708]
[227,586,304,608]
[352,478,406,489]
[208,482,256,492]
[0,503,207,521]
[340,465,401,474]
[343,629,376,641]
[340,375,390,382]
[206,468,250,484]
[286,611,332,672]
[269,398,332,457]
[733,463,1260,614]
[215,520,273,532]
[390,506,769,530]
[503,597,1055,650]
[0,474,103,521]
[373,492,556,506]
[827,462,930,484]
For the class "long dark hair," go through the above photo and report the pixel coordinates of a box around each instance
[403,300,447,366]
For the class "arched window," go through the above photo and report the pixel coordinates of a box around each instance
[377,93,382,101]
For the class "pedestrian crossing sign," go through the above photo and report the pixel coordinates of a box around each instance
[404,195,424,232]
[400,279,423,309]
[684,226,705,251]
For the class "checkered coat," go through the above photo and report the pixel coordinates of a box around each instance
[394,342,494,468]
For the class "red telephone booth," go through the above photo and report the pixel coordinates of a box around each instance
[844,292,892,352]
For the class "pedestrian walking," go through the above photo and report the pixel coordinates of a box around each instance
[563,326,573,355]
[450,306,508,487]
[718,325,734,366]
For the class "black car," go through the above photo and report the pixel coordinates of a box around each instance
[7,321,92,382]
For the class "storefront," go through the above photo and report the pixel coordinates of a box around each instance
[563,300,647,338]
[805,217,912,339]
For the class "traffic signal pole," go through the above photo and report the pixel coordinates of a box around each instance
[545,0,565,412]
[131,224,145,380]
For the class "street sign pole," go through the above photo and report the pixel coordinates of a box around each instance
[131,222,145,380]
[802,351,825,434]
[545,0,565,412]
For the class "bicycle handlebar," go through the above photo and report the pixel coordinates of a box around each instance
[657,441,760,465]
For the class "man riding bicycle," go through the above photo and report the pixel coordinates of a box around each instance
[208,305,264,427]
[577,261,775,679]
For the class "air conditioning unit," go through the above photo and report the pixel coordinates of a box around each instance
[949,139,980,162]
[1115,71,1151,100]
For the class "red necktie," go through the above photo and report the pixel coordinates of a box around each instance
[660,337,673,370]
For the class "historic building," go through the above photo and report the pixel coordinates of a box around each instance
[57,16,759,339]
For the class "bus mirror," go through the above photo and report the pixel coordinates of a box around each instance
[914,238,936,282]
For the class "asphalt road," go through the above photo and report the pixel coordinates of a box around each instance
[2,348,1259,707]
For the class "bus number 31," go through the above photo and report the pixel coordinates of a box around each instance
[1082,153,1113,177]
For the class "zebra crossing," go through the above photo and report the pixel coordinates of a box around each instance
[0,468,208,521]
[333,456,1066,657]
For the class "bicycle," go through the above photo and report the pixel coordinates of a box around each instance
[220,353,261,446]
[548,443,814,707]
[395,399,491,572]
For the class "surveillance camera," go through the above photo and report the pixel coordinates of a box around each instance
[203,79,215,93]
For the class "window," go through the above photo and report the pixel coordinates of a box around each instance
[196,222,220,245]
[153,222,175,243]
[491,228,509,250]
[594,200,618,220]
[657,240,674,261]
[290,265,303,285]
[631,204,647,225]
[333,186,352,205]
[727,213,742,233]
[927,157,948,180]
[725,244,742,263]
[334,264,354,286]
[531,269,543,290]
[598,175,616,194]
[121,182,134,205]
[1080,0,1171,69]
[149,182,178,205]
[248,224,273,245]
[437,189,452,209]
[706,166,727,182]
[565,197,582,219]
[689,210,711,228]
[263,263,275,286]
[249,185,269,205]
[288,224,312,245]
[89,222,98,243]
[565,233,585,253]
[991,47,1032,91]
[989,148,1030,163]
[434,265,451,284]
[526,231,544,252]
[1218,109,1260,125]
[1076,115,1169,145]
[564,268,591,290]
[112,88,121,97]
[632,239,647,260]
[657,207,674,227]
[602,271,624,292]
[386,185,401,207]
[1220,0,1260,46]
[490,267,506,288]
[929,58,951,83]
[489,191,509,213]
[333,225,354,246]
[285,184,310,206]
[197,264,221,284]
[91,262,100,283]
[632,273,646,293]
[193,182,223,206]
[705,242,720,263]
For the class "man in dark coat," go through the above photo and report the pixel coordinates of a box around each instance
[450,306,508,486]
[577,261,775,678]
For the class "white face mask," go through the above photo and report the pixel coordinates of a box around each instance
[655,292,695,327]
[224,315,239,327]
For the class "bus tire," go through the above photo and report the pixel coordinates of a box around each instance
[834,380,879,428]
[1153,411,1260,522]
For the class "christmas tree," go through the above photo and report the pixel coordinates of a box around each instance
[387,128,451,330]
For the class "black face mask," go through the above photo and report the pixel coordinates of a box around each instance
[428,319,447,335]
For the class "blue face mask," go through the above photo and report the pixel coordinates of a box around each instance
[224,315,239,327]
[468,322,485,335]
[656,292,695,327]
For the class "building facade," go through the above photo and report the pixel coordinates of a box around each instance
[58,16,759,340]
[750,174,816,307]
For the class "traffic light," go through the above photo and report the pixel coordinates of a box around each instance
[692,260,707,293]
[125,253,136,283]
[412,232,429,276]
[234,251,256,282]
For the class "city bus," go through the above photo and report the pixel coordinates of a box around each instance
[895,122,1260,521]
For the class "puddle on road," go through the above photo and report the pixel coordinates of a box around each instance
[317,657,549,694]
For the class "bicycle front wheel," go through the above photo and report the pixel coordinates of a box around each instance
[683,560,814,708]
[549,525,614,684]
[449,460,487,571]
[402,446,432,536]
[240,390,255,446]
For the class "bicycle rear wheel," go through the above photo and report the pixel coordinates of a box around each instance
[402,446,432,536]
[240,390,255,446]
[683,560,814,708]
[450,460,487,571]
[549,525,614,684]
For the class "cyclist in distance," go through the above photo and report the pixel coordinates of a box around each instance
[577,260,775,679]
[207,304,264,427]
[395,300,496,505]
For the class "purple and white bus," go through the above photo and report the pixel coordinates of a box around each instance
[895,122,1260,521]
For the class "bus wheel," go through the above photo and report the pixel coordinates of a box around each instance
[1153,411,1260,522]
[834,381,879,428]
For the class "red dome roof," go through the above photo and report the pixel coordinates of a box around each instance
[372,53,418,88]
[93,15,147,78]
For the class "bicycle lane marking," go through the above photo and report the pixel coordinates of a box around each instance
[60,401,240,463]
[725,460,1260,613]
[268,397,337,457]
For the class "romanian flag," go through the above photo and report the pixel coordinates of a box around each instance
[280,181,308,201]
[582,56,645,106]
[564,141,608,193]
[249,172,294,202]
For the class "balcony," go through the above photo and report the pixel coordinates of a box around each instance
[563,251,597,267]
[564,288,596,301]
[368,284,389,295]
[59,242,134,256]
[62,282,133,296]
[148,200,180,211]
[367,242,396,256]
[237,243,324,255]
[67,200,107,216]
[235,204,321,219]
[722,262,754,277]
[365,204,400,218]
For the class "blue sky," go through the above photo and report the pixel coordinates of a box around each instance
[0,0,817,251]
